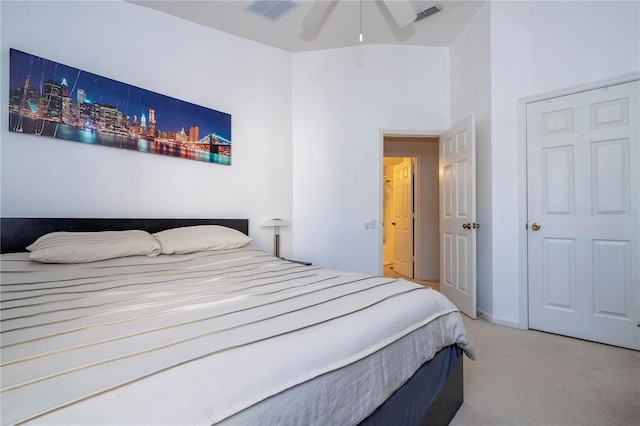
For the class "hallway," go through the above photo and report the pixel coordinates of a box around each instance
[383,264,440,292]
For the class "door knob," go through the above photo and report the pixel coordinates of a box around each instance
[462,223,471,229]
[531,222,541,231]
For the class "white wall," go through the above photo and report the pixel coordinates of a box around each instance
[292,45,449,274]
[0,1,294,255]
[449,3,493,317]
[6,1,633,329]
[490,0,640,326]
[448,1,639,326]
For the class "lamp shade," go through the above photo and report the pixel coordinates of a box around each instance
[261,218,291,228]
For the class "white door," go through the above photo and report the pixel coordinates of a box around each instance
[393,158,414,277]
[527,80,639,350]
[439,115,477,318]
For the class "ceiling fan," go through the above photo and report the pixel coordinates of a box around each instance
[299,0,436,31]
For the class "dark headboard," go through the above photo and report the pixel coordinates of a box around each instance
[0,218,249,254]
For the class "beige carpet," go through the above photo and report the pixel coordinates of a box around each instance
[451,315,640,426]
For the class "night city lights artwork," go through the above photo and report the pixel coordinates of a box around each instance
[9,49,232,165]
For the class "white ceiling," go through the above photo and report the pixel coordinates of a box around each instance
[128,0,486,52]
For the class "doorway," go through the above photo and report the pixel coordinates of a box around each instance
[383,135,440,284]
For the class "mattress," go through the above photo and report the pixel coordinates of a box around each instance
[0,246,474,425]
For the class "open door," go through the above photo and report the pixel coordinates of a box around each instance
[439,115,477,318]
[393,158,414,278]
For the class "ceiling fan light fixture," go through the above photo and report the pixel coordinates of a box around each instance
[415,5,440,22]
[359,0,363,42]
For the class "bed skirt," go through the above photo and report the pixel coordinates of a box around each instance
[359,345,463,426]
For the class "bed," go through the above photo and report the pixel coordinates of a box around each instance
[0,218,474,426]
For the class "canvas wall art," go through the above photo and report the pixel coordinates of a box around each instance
[8,49,232,165]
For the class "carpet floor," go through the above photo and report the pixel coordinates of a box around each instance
[450,315,640,425]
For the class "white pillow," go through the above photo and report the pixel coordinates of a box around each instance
[153,225,252,255]
[27,230,162,263]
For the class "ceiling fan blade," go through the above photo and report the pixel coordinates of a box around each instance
[382,0,416,28]
[299,0,334,29]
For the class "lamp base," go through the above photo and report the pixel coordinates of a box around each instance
[273,233,280,258]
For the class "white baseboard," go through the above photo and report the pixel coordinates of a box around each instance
[477,308,493,323]
[477,308,524,329]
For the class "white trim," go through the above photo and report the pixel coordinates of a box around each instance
[517,72,640,330]
[519,72,640,105]
[378,131,385,277]
[380,128,444,138]
[517,97,529,330]
[479,307,522,329]
[493,314,523,329]
[477,308,492,323]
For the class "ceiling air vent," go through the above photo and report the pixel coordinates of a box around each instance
[415,6,440,22]
[246,0,299,21]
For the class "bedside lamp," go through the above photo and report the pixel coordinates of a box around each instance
[262,218,291,258]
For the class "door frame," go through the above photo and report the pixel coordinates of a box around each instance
[516,71,640,329]
[379,129,444,278]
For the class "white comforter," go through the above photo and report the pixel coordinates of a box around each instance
[0,246,474,425]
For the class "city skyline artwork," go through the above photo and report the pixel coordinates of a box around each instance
[8,49,232,165]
